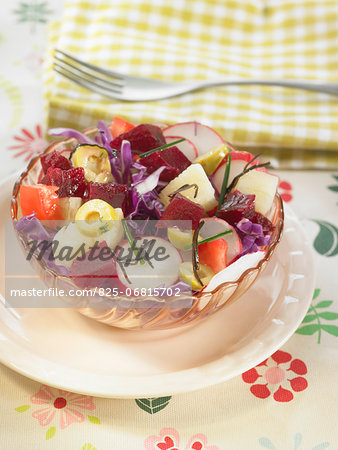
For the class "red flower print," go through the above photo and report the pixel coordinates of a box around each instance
[278,180,293,203]
[144,429,219,450]
[145,428,180,450]
[242,350,308,402]
[8,124,48,161]
[30,385,96,429]
[185,434,220,450]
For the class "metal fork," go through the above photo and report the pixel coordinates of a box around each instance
[53,49,338,101]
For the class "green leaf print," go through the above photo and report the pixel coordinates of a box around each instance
[14,405,31,413]
[328,174,338,193]
[296,289,338,343]
[13,2,52,32]
[296,324,320,335]
[321,325,338,337]
[312,220,338,257]
[88,415,101,424]
[135,396,172,414]
[46,426,56,440]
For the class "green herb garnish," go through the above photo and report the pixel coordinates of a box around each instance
[216,154,231,215]
[184,229,233,250]
[138,138,186,158]
[122,219,146,266]
[99,222,110,233]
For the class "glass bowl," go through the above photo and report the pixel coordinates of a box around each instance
[10,129,284,330]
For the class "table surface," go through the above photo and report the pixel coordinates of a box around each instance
[0,2,337,449]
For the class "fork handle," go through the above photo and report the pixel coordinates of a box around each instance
[190,79,338,95]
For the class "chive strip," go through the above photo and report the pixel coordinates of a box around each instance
[192,220,205,287]
[138,138,186,158]
[184,229,233,250]
[169,183,199,199]
[216,154,231,214]
[122,219,146,265]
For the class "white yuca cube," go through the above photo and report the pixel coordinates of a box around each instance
[235,170,279,215]
[159,164,218,211]
[100,208,124,250]
[52,222,95,268]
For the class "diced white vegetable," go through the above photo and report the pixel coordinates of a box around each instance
[159,163,217,212]
[235,170,279,215]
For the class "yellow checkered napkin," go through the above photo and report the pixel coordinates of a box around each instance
[44,0,338,169]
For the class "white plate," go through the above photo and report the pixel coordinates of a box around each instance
[0,175,315,398]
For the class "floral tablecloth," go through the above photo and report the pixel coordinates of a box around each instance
[0,2,337,449]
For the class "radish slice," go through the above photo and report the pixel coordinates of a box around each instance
[199,217,242,264]
[163,122,225,156]
[212,151,267,194]
[164,135,198,161]
[116,237,182,290]
[203,251,265,292]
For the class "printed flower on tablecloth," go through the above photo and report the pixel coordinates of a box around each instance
[278,180,293,202]
[30,385,96,429]
[8,125,48,161]
[242,350,308,402]
[15,385,100,440]
[144,427,219,450]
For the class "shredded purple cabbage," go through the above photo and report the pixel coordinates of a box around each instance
[16,214,70,276]
[48,127,96,145]
[97,120,113,152]
[236,218,271,255]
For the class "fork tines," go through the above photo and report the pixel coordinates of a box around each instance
[53,49,124,96]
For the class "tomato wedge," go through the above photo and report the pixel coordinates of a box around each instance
[20,184,63,220]
[110,116,135,138]
[198,239,228,273]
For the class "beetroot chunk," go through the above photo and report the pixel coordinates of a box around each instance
[110,124,166,154]
[218,190,274,232]
[87,182,127,209]
[41,167,86,198]
[140,146,191,182]
[41,150,72,173]
[140,152,180,182]
[217,191,255,225]
[157,193,204,230]
[160,146,191,172]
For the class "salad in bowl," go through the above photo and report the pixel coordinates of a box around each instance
[11,117,284,330]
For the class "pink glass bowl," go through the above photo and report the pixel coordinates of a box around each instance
[10,129,284,330]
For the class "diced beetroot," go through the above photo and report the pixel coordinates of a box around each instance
[41,167,86,198]
[110,124,166,154]
[160,146,191,172]
[140,146,191,181]
[157,193,204,230]
[70,241,119,289]
[217,191,255,225]
[87,182,127,209]
[199,239,228,273]
[57,167,86,197]
[40,150,72,173]
[140,151,180,182]
[218,190,274,232]
[41,167,63,186]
